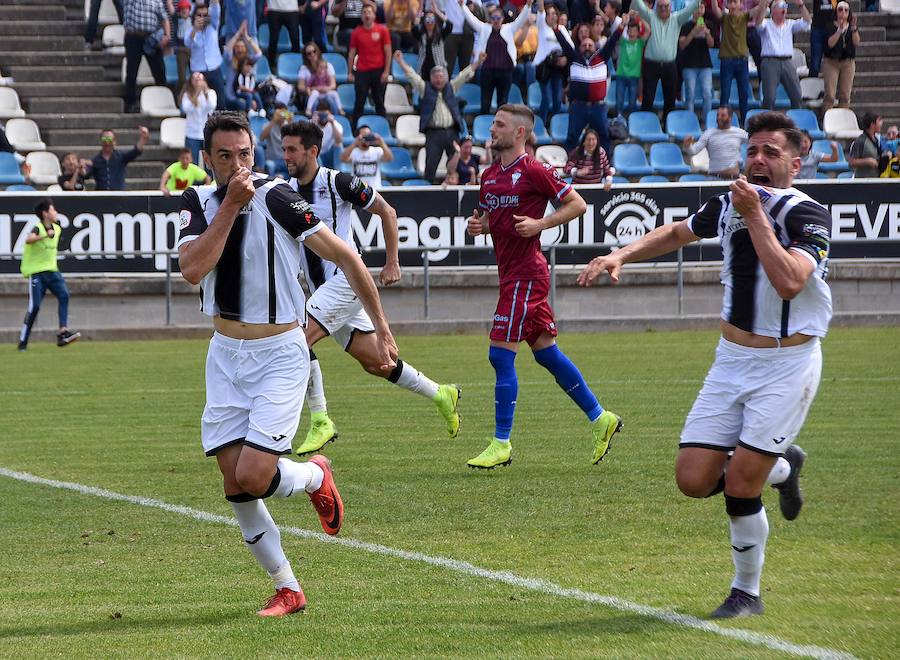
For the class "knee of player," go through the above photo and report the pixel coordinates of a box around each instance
[723,473,764,499]
[361,358,393,379]
[676,467,718,499]
[234,468,271,498]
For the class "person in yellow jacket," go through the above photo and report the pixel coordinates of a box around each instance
[18,198,80,351]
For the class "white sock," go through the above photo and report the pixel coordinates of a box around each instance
[307,357,328,414]
[494,437,510,444]
[392,360,439,399]
[272,458,323,498]
[729,509,769,597]
[230,499,300,591]
[765,457,791,486]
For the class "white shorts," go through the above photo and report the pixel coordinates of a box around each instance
[306,272,374,350]
[201,327,309,457]
[680,337,823,457]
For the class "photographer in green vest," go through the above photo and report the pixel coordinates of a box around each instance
[18,198,80,351]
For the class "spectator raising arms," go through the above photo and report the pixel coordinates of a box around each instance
[616,18,646,119]
[822,1,860,112]
[160,147,212,195]
[678,1,715,126]
[348,4,391,129]
[186,0,226,109]
[707,0,752,125]
[754,0,810,110]
[223,21,263,111]
[565,128,615,188]
[58,153,93,191]
[181,72,218,164]
[534,0,574,123]
[412,5,453,79]
[461,0,534,116]
[446,134,490,185]
[797,131,839,180]
[91,126,150,191]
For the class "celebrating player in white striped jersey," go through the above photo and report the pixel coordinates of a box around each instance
[177,111,397,617]
[281,120,461,456]
[578,111,831,619]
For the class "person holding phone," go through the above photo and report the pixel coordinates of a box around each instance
[340,124,393,188]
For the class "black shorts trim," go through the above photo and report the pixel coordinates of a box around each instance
[737,440,784,458]
[205,438,292,457]
[679,442,734,452]
[307,312,329,336]
[345,327,375,352]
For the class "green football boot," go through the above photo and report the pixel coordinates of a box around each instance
[433,384,461,439]
[591,410,623,465]
[296,411,338,456]
[467,439,512,469]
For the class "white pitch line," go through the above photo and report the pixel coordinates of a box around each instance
[0,466,856,660]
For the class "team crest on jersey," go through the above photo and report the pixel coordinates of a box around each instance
[511,172,522,187]
[179,210,191,229]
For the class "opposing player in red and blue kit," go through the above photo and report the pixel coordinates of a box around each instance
[465,104,622,469]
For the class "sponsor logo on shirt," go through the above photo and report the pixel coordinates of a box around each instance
[803,223,829,239]
[179,210,191,229]
[484,192,521,210]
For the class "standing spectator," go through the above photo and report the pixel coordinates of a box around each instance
[173,0,195,90]
[386,0,420,53]
[632,0,701,121]
[534,0,574,123]
[678,2,714,125]
[615,17,645,119]
[553,11,627,154]
[58,153,93,191]
[123,0,170,114]
[393,50,485,182]
[821,1,859,112]
[340,124,394,188]
[447,134,490,184]
[311,99,345,167]
[514,9,539,93]
[181,72,218,163]
[412,6,453,78]
[462,0,534,116]
[85,0,124,50]
[17,199,81,352]
[707,0,751,125]
[159,148,212,194]
[755,0,810,110]
[589,12,608,47]
[224,0,257,40]
[348,4,391,129]
[223,22,264,111]
[849,112,888,179]
[333,0,366,49]
[797,131,839,179]
[187,0,226,109]
[300,0,329,52]
[265,0,301,68]
[440,0,477,78]
[683,105,747,178]
[91,127,150,191]
[260,104,294,176]
[809,0,835,79]
[565,128,615,188]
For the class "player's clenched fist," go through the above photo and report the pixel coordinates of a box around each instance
[225,167,255,207]
[577,254,622,287]
[729,175,764,222]
[467,209,489,236]
[513,214,543,237]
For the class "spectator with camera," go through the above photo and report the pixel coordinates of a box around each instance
[261,103,295,177]
[348,4,391,130]
[678,1,714,126]
[311,99,345,168]
[58,153,93,191]
[186,0,226,109]
[90,126,150,191]
[821,1,859,113]
[340,124,394,188]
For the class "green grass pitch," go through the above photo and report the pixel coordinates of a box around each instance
[0,327,897,658]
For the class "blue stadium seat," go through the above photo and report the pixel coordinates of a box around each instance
[527,81,541,112]
[649,143,691,176]
[606,79,617,112]
[639,175,669,183]
[743,108,765,129]
[258,23,293,54]
[0,153,26,184]
[679,173,713,182]
[381,147,419,180]
[815,171,829,179]
[277,53,303,83]
[532,116,552,146]
[773,84,791,110]
[613,144,653,177]
[164,54,181,85]
[628,111,668,143]
[473,114,495,144]
[249,115,268,142]
[457,84,481,115]
[390,58,408,84]
[334,114,354,145]
[402,178,432,186]
[837,171,854,179]
[665,110,702,141]
[651,84,685,111]
[357,114,397,146]
[549,113,568,143]
[717,79,760,109]
[813,139,849,172]
[787,109,825,139]
[5,183,35,191]
[323,52,348,84]
[336,84,373,113]
[612,175,630,184]
[255,57,272,80]
[705,109,739,129]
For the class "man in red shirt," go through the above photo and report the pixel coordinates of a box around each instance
[347,4,390,129]
[465,104,623,469]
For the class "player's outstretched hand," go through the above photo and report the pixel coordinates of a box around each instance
[467,208,487,236]
[379,261,401,286]
[225,167,255,208]
[513,214,543,237]
[577,254,622,287]
[729,175,764,222]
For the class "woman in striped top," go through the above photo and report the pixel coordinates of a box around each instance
[565,129,614,189]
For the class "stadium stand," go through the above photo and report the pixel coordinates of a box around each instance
[824,108,864,140]
[0,87,25,119]
[395,114,426,147]
[380,147,418,180]
[649,143,691,176]
[628,112,668,143]
[24,150,61,185]
[787,109,826,139]
[159,117,187,150]
[0,152,25,184]
[101,24,124,54]
[665,110,702,141]
[140,86,180,118]
[5,118,46,151]
[814,139,851,172]
[613,144,653,177]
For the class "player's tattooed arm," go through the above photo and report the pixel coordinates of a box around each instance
[467,208,490,236]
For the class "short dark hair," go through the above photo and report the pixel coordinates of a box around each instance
[34,198,54,218]
[746,111,802,155]
[497,103,535,132]
[203,111,254,154]
[179,147,192,155]
[282,119,323,155]
[356,124,370,135]
[860,111,880,131]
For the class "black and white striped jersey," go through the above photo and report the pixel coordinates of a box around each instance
[687,185,832,338]
[177,173,323,324]
[289,167,375,293]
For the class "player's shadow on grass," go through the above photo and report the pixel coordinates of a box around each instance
[0,608,249,640]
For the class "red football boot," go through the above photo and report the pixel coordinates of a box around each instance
[257,587,306,617]
[307,454,343,536]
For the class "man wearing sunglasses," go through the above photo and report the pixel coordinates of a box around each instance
[90,127,150,191]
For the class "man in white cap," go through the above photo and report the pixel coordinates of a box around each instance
[754,0,811,110]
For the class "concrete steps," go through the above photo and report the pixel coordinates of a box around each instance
[0,4,67,20]
[0,51,123,67]
[27,113,164,130]
[22,96,125,114]
[12,81,124,97]
[0,21,85,36]
[6,66,107,83]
